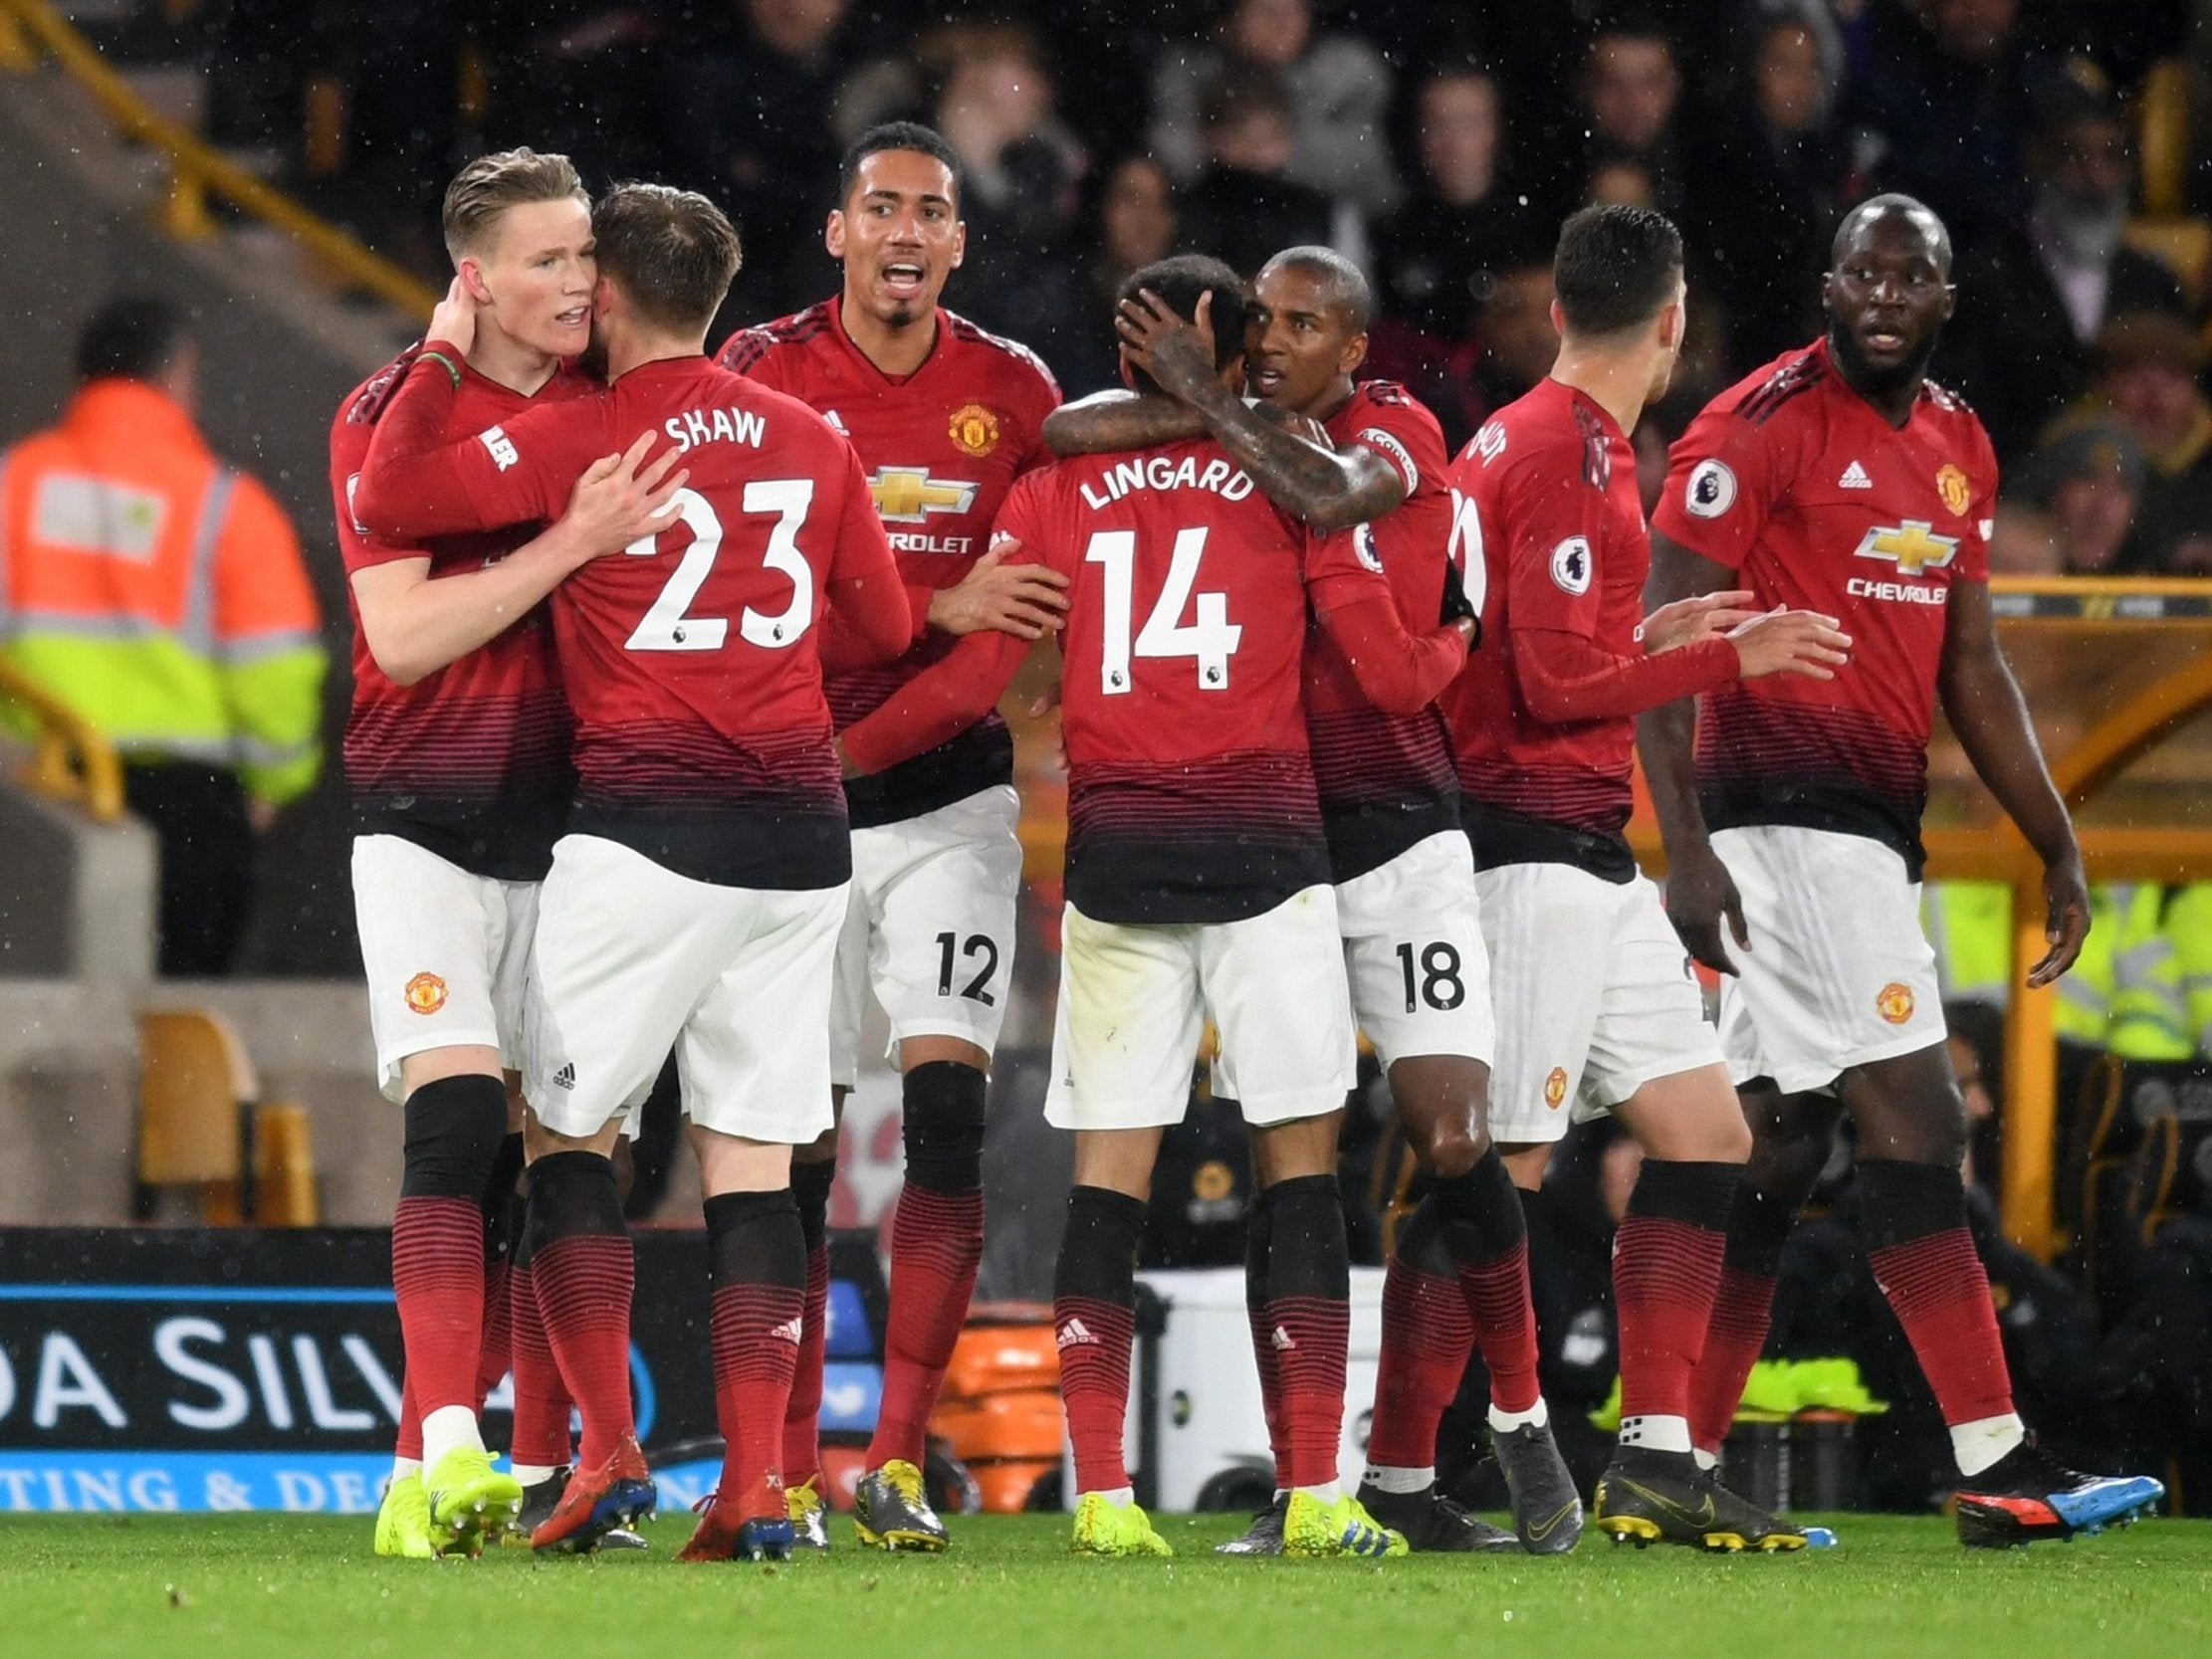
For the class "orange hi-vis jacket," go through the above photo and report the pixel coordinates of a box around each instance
[0,378,326,803]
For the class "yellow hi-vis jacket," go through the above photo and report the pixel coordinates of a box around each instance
[0,379,326,804]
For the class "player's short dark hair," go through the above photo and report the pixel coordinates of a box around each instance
[1552,203,1683,338]
[441,147,587,263]
[1260,246,1374,334]
[76,296,188,383]
[1117,256,1248,394]
[591,182,743,332]
[837,121,963,211]
[1830,192,1953,278]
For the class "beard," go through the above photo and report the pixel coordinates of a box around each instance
[1828,316,1940,400]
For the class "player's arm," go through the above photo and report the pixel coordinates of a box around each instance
[838,624,1033,775]
[822,446,917,666]
[1043,389,1210,456]
[1938,576,2088,985]
[1306,533,1472,715]
[1114,291,1405,530]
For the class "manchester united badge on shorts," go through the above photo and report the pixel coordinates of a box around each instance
[1876,981,1916,1025]
[403,971,448,1015]
[1543,1066,1569,1110]
[947,402,1001,458]
[1935,463,1970,516]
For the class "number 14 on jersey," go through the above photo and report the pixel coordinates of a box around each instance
[1084,525,1242,695]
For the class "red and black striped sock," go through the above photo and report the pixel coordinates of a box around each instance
[706,1188,807,1513]
[783,1158,834,1490]
[1241,1182,1288,1481]
[470,1174,525,1413]
[507,1197,572,1472]
[1614,1158,1738,1448]
[1687,1183,1798,1456]
[391,1075,509,1431]
[526,1150,635,1469]
[1366,1199,1472,1470]
[1053,1184,1147,1495]
[1264,1174,1351,1491]
[1440,1149,1541,1416]
[394,1376,422,1465]
[868,1063,989,1469]
[1861,1158,2015,1427]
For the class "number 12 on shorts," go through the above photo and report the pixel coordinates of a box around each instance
[1396,940,1465,1013]
[935,931,999,1005]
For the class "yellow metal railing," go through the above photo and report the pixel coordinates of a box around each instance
[0,660,125,822]
[0,0,437,319]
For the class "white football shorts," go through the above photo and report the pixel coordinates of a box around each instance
[1478,860,1723,1144]
[523,834,843,1144]
[830,784,1023,1088]
[351,833,537,1103]
[1046,886,1358,1133]
[1709,824,1947,1094]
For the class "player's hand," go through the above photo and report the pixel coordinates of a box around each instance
[563,431,686,558]
[1664,844,1751,975]
[1727,607,1852,681]
[426,276,479,358]
[929,537,1069,640]
[1641,589,1758,654]
[2028,850,2091,987]
[1115,289,1218,403]
[1438,555,1478,634]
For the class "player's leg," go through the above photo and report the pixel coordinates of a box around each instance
[520,836,716,1553]
[351,834,525,1557]
[677,881,844,1563]
[1048,906,1202,1558]
[1841,1045,2166,1544]
[1212,887,1402,1559]
[855,788,1021,1543]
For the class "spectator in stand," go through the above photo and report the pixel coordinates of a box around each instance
[0,299,326,976]
[2010,417,2151,575]
[1177,65,1338,282]
[1149,0,1399,217]
[1053,155,1180,397]
[1550,18,1689,222]
[1845,0,2047,247]
[2083,311,2212,573]
[482,2,665,186]
[1946,75,2191,463]
[1689,13,1860,375]
[663,0,865,325]
[919,22,1087,356]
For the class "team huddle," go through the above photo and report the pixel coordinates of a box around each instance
[333,122,2165,1565]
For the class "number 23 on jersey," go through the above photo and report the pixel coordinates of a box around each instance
[623,480,816,653]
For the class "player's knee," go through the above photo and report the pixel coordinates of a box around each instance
[902,1059,988,1192]
[399,1072,511,1201]
[1422,1117,1484,1180]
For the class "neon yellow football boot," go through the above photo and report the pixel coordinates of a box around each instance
[1282,1490,1409,1558]
[373,1471,438,1559]
[787,1473,830,1550]
[853,1458,950,1552]
[424,1446,525,1557]
[1069,1492,1173,1557]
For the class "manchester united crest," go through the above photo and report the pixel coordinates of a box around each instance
[1935,463,1970,517]
[948,402,1001,458]
[1877,981,1916,1025]
[404,971,448,1015]
[1543,1066,1569,1110]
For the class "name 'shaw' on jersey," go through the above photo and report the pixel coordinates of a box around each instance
[718,297,1059,828]
[1653,338,1997,876]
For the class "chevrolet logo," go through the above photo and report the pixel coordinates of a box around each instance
[1854,518,1958,576]
[869,466,978,523]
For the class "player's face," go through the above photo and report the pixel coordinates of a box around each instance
[1823,210,1955,392]
[826,150,966,329]
[1245,264,1365,415]
[462,197,596,361]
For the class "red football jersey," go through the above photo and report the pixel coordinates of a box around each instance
[718,298,1059,828]
[330,348,587,880]
[994,439,1386,923]
[1304,379,1462,881]
[353,354,905,890]
[1653,339,1996,876]
[1440,378,1651,870]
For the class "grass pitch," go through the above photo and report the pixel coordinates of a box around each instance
[1,1512,2205,1659]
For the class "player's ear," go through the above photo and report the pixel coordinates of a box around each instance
[1548,298,1567,341]
[949,219,967,271]
[457,257,493,307]
[1340,329,1369,377]
[825,210,847,261]
[592,276,616,320]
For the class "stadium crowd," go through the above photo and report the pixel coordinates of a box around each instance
[179,0,2212,565]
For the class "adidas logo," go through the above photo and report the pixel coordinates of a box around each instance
[551,1063,575,1090]
[1055,1318,1097,1349]
[1840,460,1874,490]
[823,409,848,434]
[1271,1326,1296,1352]
[770,1317,803,1345]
